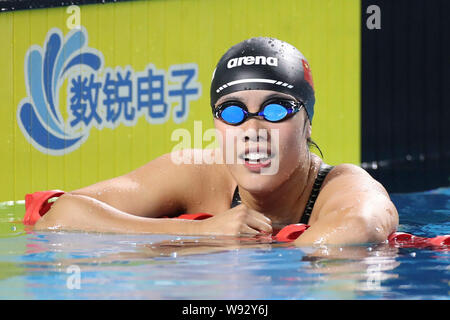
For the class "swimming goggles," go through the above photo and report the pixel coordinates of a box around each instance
[213,99,303,125]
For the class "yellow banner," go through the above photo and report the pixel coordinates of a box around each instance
[0,0,360,201]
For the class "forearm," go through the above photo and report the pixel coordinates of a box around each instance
[34,193,201,235]
[294,215,375,246]
[295,193,399,246]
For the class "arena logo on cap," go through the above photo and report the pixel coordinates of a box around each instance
[227,56,278,69]
[17,27,201,156]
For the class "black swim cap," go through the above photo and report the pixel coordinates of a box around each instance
[210,37,315,122]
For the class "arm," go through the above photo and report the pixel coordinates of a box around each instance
[295,164,399,246]
[35,192,272,236]
[68,152,194,218]
[35,150,207,233]
[34,193,201,234]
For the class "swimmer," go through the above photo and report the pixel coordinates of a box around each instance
[35,37,399,245]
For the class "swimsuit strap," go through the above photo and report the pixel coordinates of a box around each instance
[231,183,242,208]
[299,163,334,224]
[230,163,335,224]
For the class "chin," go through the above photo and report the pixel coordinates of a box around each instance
[231,163,287,194]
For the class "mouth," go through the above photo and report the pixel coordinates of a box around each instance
[239,152,274,163]
[238,147,275,170]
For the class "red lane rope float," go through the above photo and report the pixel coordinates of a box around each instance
[388,232,450,249]
[23,190,65,225]
[273,224,310,242]
[23,190,450,249]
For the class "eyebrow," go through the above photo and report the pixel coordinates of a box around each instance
[216,95,245,105]
[263,92,295,100]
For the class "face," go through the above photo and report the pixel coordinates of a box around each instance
[213,90,311,193]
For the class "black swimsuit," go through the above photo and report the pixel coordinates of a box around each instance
[230,162,334,225]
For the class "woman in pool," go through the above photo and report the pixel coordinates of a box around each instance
[35,37,399,245]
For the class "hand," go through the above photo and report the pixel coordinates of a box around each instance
[197,204,272,236]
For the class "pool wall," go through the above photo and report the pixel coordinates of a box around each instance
[361,0,450,193]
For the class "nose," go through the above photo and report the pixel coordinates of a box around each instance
[240,117,270,143]
[239,100,267,139]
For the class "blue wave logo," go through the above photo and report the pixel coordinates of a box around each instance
[17,27,103,155]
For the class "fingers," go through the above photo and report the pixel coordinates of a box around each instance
[232,207,272,234]
[232,204,272,225]
[240,224,260,236]
[201,204,273,236]
[248,209,272,226]
[244,213,272,234]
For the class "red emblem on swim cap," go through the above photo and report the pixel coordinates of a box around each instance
[302,59,314,90]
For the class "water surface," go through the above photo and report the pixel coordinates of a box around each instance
[0,188,448,299]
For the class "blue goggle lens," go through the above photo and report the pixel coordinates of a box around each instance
[220,105,246,124]
[263,103,289,121]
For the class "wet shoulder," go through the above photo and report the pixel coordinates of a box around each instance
[321,163,387,195]
[165,148,235,212]
[307,163,389,224]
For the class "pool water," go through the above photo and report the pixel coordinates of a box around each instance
[0,188,449,300]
